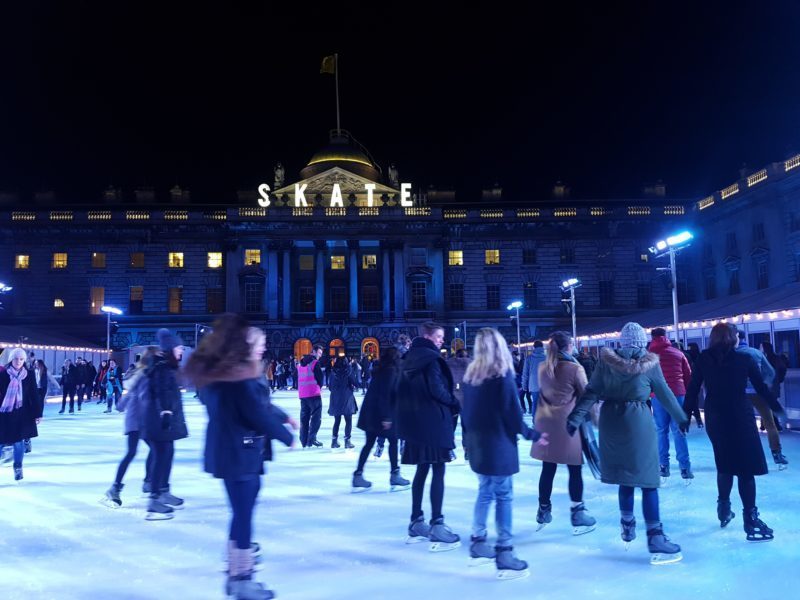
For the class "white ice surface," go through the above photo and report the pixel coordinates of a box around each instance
[1,390,799,600]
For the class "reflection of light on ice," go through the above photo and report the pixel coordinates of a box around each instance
[1,389,798,599]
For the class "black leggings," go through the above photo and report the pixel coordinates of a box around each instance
[538,462,584,504]
[61,387,75,411]
[411,462,445,522]
[332,414,353,439]
[114,432,154,486]
[356,431,399,472]
[717,472,756,511]
[224,477,261,550]
[149,440,174,497]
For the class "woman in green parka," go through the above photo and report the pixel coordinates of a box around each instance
[567,322,688,564]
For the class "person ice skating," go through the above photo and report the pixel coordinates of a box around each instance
[103,359,124,413]
[521,340,545,415]
[59,358,77,413]
[395,322,461,552]
[328,357,358,450]
[102,347,158,508]
[533,331,596,535]
[297,345,324,448]
[447,348,470,460]
[567,322,688,565]
[186,315,295,600]
[352,348,409,492]
[0,348,43,481]
[139,329,187,520]
[95,359,109,404]
[648,328,694,481]
[462,328,548,579]
[760,341,788,434]
[685,344,705,428]
[685,323,783,541]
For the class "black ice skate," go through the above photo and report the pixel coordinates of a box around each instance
[659,464,670,480]
[145,497,175,521]
[351,471,372,493]
[717,499,735,528]
[310,440,323,448]
[468,535,496,567]
[428,517,460,552]
[647,524,683,565]
[680,467,694,486]
[13,463,23,481]
[570,503,597,536]
[620,517,636,548]
[389,468,410,492]
[344,437,355,450]
[226,575,275,599]
[495,545,529,580]
[743,507,774,542]
[406,516,431,544]
[535,502,552,531]
[330,437,341,451]
[23,439,31,454]
[0,446,12,464]
[772,451,788,471]
[100,482,124,508]
[373,445,384,459]
[159,490,184,510]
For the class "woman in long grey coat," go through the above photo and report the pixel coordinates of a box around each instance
[567,322,688,564]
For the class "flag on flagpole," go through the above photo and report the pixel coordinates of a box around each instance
[320,55,336,74]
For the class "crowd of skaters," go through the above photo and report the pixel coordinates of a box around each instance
[0,314,793,599]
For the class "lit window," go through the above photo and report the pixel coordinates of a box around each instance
[130,253,145,268]
[52,253,68,269]
[299,255,314,271]
[168,287,183,314]
[90,287,105,315]
[331,255,346,270]
[485,249,501,265]
[640,254,649,263]
[362,255,377,270]
[245,249,261,265]
[54,298,65,308]
[448,250,463,266]
[207,252,223,269]
[168,252,184,268]
[15,255,30,269]
[92,252,107,268]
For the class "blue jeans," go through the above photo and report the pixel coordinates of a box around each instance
[652,394,690,470]
[472,474,513,546]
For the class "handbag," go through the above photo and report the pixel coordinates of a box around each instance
[580,420,601,480]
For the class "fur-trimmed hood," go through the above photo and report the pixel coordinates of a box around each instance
[600,347,660,375]
[188,361,263,388]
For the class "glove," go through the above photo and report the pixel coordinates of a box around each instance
[160,412,172,431]
[566,422,578,437]
[678,420,689,435]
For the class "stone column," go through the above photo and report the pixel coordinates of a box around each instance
[267,242,279,321]
[431,242,445,316]
[348,240,359,320]
[225,245,241,312]
[315,240,326,320]
[393,243,406,320]
[382,246,391,321]
[281,242,292,321]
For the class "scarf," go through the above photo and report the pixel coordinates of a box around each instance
[1,365,27,413]
[559,351,578,364]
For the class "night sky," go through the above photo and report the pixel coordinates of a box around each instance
[2,2,800,204]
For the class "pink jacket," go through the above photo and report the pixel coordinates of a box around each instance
[649,336,692,396]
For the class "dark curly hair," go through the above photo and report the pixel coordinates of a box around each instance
[183,313,251,383]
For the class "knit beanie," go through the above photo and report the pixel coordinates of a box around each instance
[156,328,183,353]
[619,322,648,349]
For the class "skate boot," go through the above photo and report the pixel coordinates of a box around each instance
[495,546,529,580]
[159,489,185,510]
[406,515,431,544]
[101,482,124,508]
[13,463,23,481]
[647,523,683,564]
[58,408,65,414]
[743,507,774,542]
[620,517,636,548]
[331,437,340,450]
[717,498,734,528]
[226,576,275,599]
[142,480,153,496]
[145,497,175,521]
[373,445,384,459]
[570,502,597,536]
[428,517,461,552]
[344,437,355,450]
[772,451,788,471]
[659,464,670,479]
[680,467,694,486]
[351,471,372,493]
[468,535,496,566]
[535,502,552,531]
[24,439,31,454]
[389,468,410,492]
[310,440,323,448]
[0,446,13,464]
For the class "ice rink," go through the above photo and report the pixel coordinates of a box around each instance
[1,389,799,600]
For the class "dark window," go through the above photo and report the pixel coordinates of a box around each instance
[411,281,427,310]
[523,282,537,309]
[728,270,740,295]
[129,286,143,315]
[757,262,769,290]
[599,280,614,308]
[726,232,738,255]
[330,287,347,312]
[299,287,315,312]
[560,247,575,264]
[168,287,182,314]
[636,283,652,309]
[705,274,716,300]
[244,279,263,313]
[448,283,464,310]
[410,247,427,267]
[130,253,145,268]
[522,248,537,265]
[486,284,500,310]
[206,288,224,313]
[753,222,766,243]
[361,286,379,311]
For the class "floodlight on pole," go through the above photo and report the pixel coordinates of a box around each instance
[507,301,523,349]
[100,305,123,352]
[649,231,693,344]
[559,278,582,341]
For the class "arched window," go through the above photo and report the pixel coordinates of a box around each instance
[329,338,345,357]
[361,337,380,359]
[293,338,312,360]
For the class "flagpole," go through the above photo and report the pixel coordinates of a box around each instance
[334,53,341,136]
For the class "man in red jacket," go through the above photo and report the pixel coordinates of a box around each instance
[649,328,693,481]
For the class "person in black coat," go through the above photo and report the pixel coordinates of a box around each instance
[327,357,358,449]
[138,329,188,519]
[0,348,43,481]
[395,323,461,546]
[59,359,77,413]
[185,314,295,600]
[103,359,124,413]
[685,323,783,541]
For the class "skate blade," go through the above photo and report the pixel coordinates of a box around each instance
[682,479,693,487]
[145,512,174,521]
[660,476,669,485]
[650,552,683,565]
[746,535,774,542]
[390,484,410,492]
[429,541,461,552]
[497,568,530,580]
[572,525,596,536]
[351,486,371,494]
[468,556,494,567]
[535,523,549,532]
[164,504,184,510]
[777,464,788,471]
[405,535,428,544]
[623,541,633,550]
[99,497,121,509]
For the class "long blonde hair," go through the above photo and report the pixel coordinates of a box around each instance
[463,327,514,386]
[542,331,572,379]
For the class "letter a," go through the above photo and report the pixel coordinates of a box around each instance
[295,183,308,207]
[330,183,344,207]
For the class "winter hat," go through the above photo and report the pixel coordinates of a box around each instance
[619,322,648,349]
[156,328,183,353]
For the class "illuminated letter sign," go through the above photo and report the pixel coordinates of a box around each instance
[257,183,271,207]
[400,182,413,207]
[364,183,376,207]
[294,183,308,207]
[330,183,344,207]
[254,181,416,212]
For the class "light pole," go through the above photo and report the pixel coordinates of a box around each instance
[507,301,522,350]
[649,231,693,345]
[560,278,581,341]
[454,320,468,352]
[100,305,123,352]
